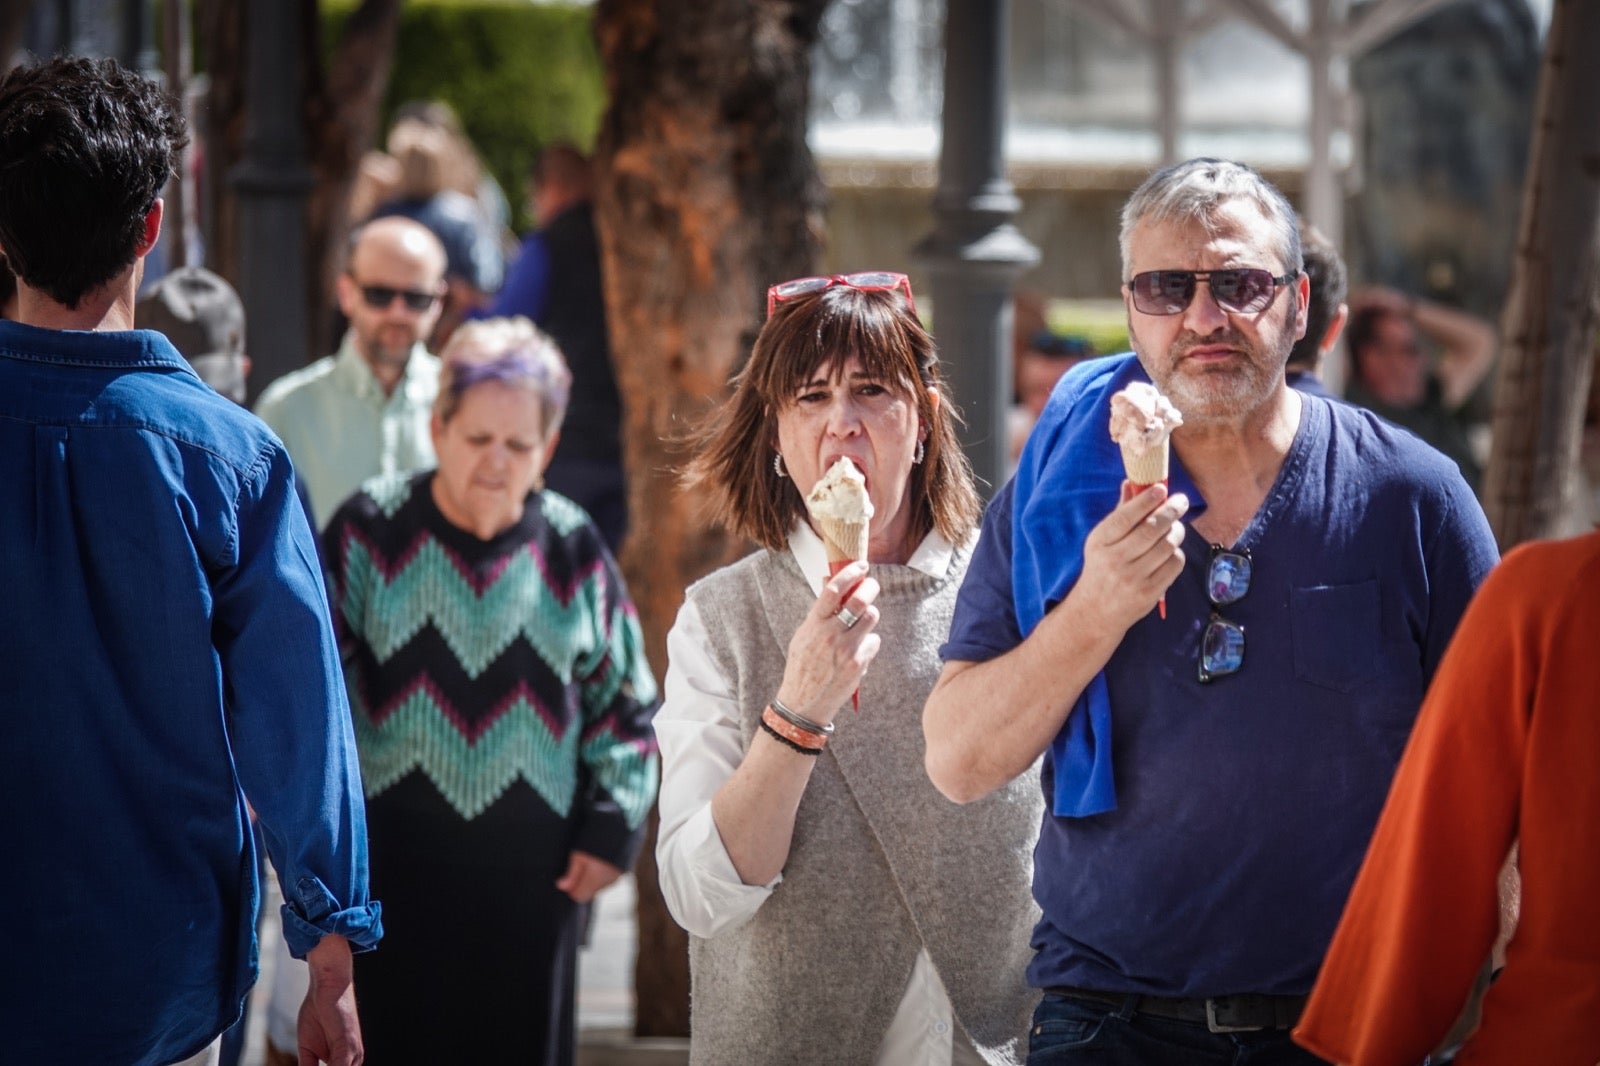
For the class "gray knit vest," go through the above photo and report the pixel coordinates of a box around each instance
[686,545,1042,1066]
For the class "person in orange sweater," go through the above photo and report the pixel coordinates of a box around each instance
[1294,528,1600,1066]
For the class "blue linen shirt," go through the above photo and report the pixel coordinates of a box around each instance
[0,320,382,1066]
[942,353,1498,998]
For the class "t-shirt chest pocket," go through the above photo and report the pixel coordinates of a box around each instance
[1290,579,1397,694]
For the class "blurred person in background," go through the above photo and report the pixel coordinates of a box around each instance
[1344,286,1495,493]
[1285,222,1347,400]
[323,317,659,1066]
[1009,329,1096,469]
[255,216,447,530]
[390,98,515,255]
[476,143,627,551]
[370,114,505,348]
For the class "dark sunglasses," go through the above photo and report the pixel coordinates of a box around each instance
[766,271,915,318]
[1198,545,1251,683]
[356,284,440,313]
[1128,269,1295,316]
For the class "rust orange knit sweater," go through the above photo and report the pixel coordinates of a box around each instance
[1295,529,1600,1066]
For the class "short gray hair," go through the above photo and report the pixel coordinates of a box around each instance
[1118,158,1302,281]
[435,317,572,439]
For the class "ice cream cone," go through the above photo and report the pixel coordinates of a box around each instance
[1120,440,1170,486]
[818,516,869,565]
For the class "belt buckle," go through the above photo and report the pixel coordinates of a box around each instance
[1205,998,1264,1034]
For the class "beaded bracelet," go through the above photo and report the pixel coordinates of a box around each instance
[761,704,828,749]
[770,696,835,737]
[759,716,822,756]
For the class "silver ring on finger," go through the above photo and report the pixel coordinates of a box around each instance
[835,606,862,630]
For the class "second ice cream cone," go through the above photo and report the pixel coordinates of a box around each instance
[1120,441,1170,486]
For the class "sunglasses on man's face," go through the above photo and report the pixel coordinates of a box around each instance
[1127,269,1295,317]
[1198,545,1251,683]
[766,272,915,318]
[355,284,441,313]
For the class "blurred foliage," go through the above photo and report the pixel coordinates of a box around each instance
[1048,299,1130,355]
[321,0,604,234]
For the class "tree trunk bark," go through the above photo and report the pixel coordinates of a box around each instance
[302,0,403,359]
[1481,0,1600,549]
[591,0,830,1038]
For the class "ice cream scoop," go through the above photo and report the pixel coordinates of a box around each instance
[1109,381,1183,485]
[805,457,874,565]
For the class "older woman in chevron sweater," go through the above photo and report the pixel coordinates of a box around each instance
[321,316,659,1065]
[655,274,1044,1066]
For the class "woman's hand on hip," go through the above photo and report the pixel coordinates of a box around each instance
[776,560,881,724]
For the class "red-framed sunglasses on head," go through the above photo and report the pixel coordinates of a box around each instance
[765,271,916,318]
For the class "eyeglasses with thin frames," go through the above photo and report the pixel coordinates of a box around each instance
[1127,269,1295,317]
[766,272,915,318]
[1199,545,1251,683]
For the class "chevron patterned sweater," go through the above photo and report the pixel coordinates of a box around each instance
[324,471,659,867]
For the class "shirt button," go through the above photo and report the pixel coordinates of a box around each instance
[935,1022,949,1035]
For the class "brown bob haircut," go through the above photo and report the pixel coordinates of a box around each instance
[685,284,981,553]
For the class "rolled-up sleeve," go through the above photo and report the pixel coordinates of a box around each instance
[215,444,381,958]
[654,600,778,939]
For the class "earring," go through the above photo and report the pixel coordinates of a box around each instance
[912,439,926,465]
[773,452,788,478]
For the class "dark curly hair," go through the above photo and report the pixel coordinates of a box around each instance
[0,56,187,308]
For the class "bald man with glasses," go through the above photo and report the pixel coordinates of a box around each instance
[924,158,1499,1066]
[255,216,448,529]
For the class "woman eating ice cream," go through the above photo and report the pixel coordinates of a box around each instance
[653,273,1043,1065]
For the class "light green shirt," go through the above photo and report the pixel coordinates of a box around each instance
[255,335,440,530]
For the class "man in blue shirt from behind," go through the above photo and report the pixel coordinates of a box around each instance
[923,158,1498,1065]
[0,57,381,1066]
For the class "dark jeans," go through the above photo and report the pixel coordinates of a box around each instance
[1028,992,1331,1066]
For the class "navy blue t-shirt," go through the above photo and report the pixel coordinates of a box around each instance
[943,370,1498,998]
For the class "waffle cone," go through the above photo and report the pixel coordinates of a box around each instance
[1120,440,1170,486]
[818,516,869,564]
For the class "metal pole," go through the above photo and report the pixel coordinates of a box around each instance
[914,0,1040,497]
[1306,0,1346,393]
[1153,0,1181,164]
[162,0,190,269]
[230,0,312,403]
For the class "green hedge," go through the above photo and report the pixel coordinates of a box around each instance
[1048,299,1130,356]
[323,0,605,233]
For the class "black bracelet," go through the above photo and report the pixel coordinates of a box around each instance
[760,717,822,756]
[770,695,835,736]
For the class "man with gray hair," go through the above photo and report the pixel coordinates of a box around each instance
[924,158,1498,1064]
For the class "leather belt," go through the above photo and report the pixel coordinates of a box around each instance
[1045,986,1307,1034]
